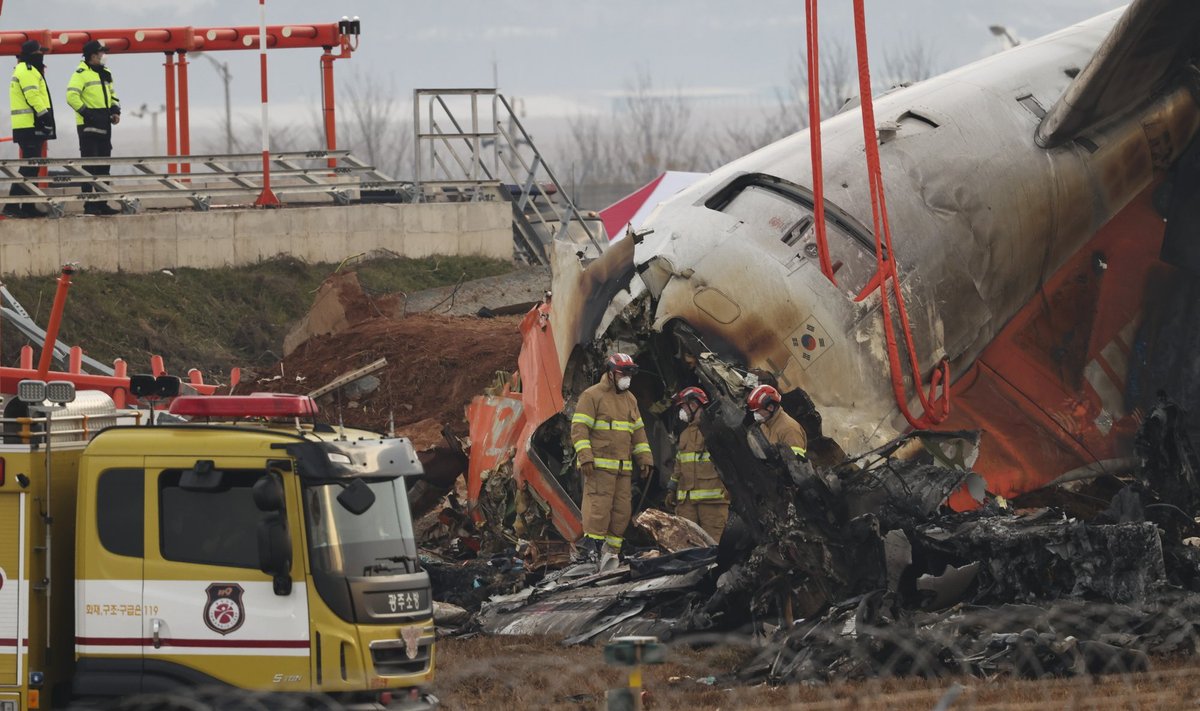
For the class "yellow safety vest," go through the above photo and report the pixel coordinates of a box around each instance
[671,420,727,502]
[10,61,50,131]
[67,60,119,127]
[570,378,653,473]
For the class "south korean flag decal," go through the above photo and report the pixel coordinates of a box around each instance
[788,316,833,370]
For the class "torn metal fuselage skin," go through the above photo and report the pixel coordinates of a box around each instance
[549,6,1200,495]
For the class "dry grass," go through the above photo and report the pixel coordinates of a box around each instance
[431,635,1200,710]
[0,255,514,375]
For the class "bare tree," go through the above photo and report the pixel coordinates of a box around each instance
[725,50,810,158]
[202,72,411,179]
[882,36,940,88]
[562,114,623,188]
[556,66,708,205]
[819,38,857,118]
[716,35,859,163]
[615,67,700,184]
[222,114,313,155]
[337,71,412,179]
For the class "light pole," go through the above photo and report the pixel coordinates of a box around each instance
[989,25,1020,49]
[191,51,234,154]
[129,104,167,155]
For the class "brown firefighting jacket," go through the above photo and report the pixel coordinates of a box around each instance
[571,377,652,473]
[759,408,808,459]
[671,419,726,502]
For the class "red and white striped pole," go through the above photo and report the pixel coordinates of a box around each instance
[254,0,280,206]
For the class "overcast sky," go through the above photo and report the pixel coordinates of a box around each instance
[1,0,1127,154]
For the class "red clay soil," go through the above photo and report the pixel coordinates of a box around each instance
[265,313,522,441]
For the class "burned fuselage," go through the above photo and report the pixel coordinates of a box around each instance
[550,5,1200,495]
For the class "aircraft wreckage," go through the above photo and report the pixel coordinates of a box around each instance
[430,0,1200,683]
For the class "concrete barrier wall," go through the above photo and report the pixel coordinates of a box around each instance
[0,202,513,276]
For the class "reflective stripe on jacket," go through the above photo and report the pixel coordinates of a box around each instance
[671,419,727,502]
[67,60,119,126]
[759,408,808,459]
[10,61,50,130]
[570,377,652,473]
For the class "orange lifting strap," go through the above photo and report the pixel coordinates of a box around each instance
[805,0,950,428]
[805,0,836,284]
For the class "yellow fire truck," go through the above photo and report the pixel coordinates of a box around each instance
[0,377,435,710]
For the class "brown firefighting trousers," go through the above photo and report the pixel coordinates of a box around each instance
[582,467,632,549]
[675,500,729,541]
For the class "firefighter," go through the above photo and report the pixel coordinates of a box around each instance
[669,386,728,541]
[570,353,653,568]
[6,40,55,218]
[66,40,121,216]
[746,384,808,459]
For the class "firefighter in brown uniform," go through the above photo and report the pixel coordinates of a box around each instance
[669,386,728,541]
[746,384,808,459]
[570,353,653,567]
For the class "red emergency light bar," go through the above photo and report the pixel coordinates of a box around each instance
[169,394,318,419]
[0,23,348,55]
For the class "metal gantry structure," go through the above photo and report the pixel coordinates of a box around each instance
[0,20,361,174]
[0,21,602,263]
[0,149,408,215]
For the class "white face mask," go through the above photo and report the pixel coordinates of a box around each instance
[753,410,767,423]
[678,408,691,423]
[617,376,632,391]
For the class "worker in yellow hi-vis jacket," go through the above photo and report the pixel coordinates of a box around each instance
[570,353,653,569]
[7,40,55,218]
[66,40,121,216]
[668,386,728,541]
[747,384,808,459]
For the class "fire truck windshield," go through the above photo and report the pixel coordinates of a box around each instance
[303,478,420,577]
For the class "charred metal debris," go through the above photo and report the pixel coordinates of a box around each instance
[431,335,1200,683]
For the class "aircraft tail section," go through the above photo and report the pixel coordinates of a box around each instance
[1037,0,1200,148]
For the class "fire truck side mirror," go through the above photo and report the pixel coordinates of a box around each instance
[252,473,285,512]
[257,513,293,596]
[336,478,376,515]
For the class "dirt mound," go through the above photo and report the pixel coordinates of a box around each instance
[282,271,404,357]
[268,312,522,437]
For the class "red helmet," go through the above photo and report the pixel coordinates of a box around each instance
[672,386,709,407]
[606,353,638,375]
[746,384,782,413]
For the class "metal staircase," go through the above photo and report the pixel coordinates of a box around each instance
[412,88,603,264]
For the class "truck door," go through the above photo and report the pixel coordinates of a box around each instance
[74,464,146,696]
[141,457,310,693]
[0,494,23,687]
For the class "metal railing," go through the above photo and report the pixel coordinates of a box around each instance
[0,150,411,216]
[0,284,115,374]
[413,88,602,264]
[0,411,131,444]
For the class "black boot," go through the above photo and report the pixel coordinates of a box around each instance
[5,203,40,218]
[572,537,604,563]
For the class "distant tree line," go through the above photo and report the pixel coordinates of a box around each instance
[195,37,938,208]
[209,71,412,181]
[559,35,940,195]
